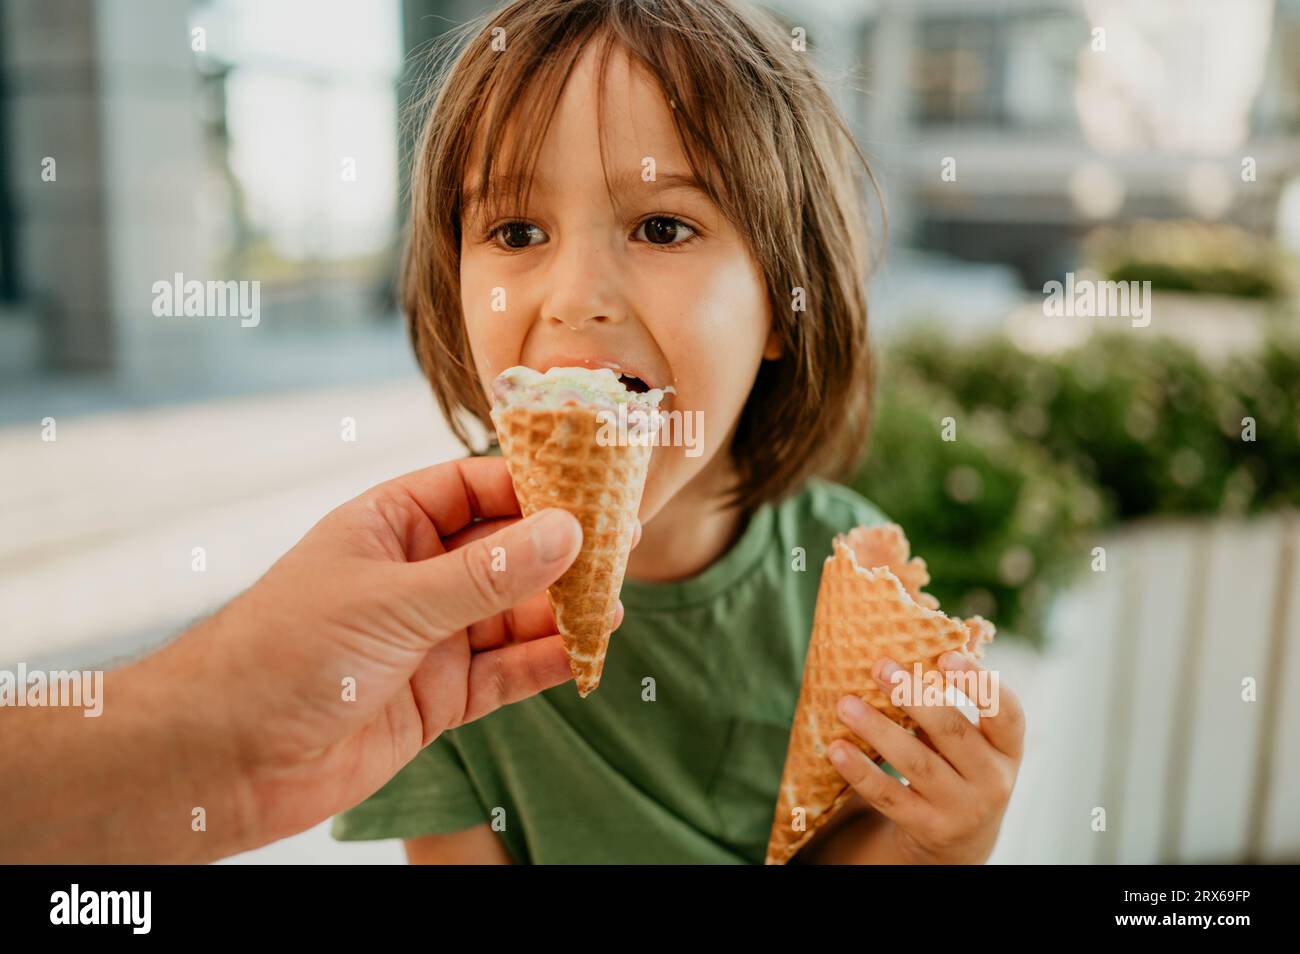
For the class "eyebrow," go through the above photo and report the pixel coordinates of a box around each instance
[463,168,709,214]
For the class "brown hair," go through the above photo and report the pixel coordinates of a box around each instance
[403,0,880,514]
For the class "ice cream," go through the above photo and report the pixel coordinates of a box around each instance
[764,523,995,864]
[491,365,672,411]
[490,365,667,696]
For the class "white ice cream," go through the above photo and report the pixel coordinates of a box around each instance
[491,365,672,411]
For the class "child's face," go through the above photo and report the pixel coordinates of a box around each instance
[459,41,778,523]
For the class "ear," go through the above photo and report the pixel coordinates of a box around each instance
[762,328,783,361]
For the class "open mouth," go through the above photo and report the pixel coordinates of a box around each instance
[618,373,651,394]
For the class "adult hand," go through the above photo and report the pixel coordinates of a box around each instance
[0,456,618,864]
[199,456,615,850]
[2,456,637,862]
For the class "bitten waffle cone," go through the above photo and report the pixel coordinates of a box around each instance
[765,523,994,864]
[491,403,652,697]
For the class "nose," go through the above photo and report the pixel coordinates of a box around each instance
[552,312,610,331]
[540,231,625,331]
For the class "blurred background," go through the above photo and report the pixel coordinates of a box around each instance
[2,0,1297,864]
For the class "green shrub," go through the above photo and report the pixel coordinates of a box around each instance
[1221,327,1300,510]
[886,327,1237,519]
[861,323,1300,643]
[853,370,1106,644]
[1084,219,1293,300]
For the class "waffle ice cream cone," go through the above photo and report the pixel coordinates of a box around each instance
[765,523,994,864]
[490,366,668,697]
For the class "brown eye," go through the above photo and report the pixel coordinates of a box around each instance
[496,222,544,249]
[636,216,695,246]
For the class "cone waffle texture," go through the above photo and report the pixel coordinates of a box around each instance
[491,404,652,697]
[765,523,995,864]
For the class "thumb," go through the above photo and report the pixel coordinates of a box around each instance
[405,508,582,643]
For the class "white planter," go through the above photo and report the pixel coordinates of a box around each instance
[989,511,1300,864]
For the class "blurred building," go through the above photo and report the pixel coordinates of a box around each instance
[845,0,1300,286]
[0,1,214,376]
[0,0,410,411]
[3,0,1298,387]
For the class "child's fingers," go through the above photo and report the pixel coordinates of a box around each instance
[835,695,962,802]
[873,658,994,784]
[935,652,1025,763]
[827,740,925,830]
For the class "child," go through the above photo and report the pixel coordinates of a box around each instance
[332,0,1022,864]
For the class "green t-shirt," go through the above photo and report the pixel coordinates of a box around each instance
[331,478,888,863]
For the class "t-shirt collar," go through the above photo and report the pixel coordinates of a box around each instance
[619,503,775,613]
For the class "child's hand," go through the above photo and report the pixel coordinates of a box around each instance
[827,652,1024,865]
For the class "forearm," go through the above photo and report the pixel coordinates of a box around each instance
[0,625,260,863]
[404,826,513,864]
[803,801,912,865]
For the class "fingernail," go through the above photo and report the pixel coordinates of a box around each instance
[838,695,867,721]
[877,659,903,684]
[939,651,964,670]
[828,742,852,766]
[532,509,580,563]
